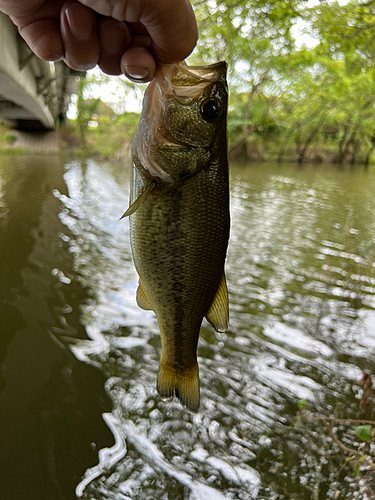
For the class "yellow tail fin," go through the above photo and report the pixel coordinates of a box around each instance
[157,360,200,413]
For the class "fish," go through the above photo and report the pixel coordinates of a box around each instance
[121,61,230,413]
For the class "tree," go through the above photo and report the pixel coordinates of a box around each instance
[76,76,100,150]
[191,0,305,160]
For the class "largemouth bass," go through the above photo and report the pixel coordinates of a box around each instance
[122,61,230,413]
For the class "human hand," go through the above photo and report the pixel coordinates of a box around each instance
[0,0,198,81]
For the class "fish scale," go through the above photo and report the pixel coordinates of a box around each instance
[124,61,230,412]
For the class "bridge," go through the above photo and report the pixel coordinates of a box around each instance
[0,12,79,130]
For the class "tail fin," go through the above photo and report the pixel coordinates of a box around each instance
[157,360,200,413]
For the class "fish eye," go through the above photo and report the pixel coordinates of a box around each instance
[200,99,221,122]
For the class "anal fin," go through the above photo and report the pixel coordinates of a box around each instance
[205,272,229,333]
[136,280,153,311]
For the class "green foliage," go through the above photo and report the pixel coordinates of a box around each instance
[85,111,140,158]
[4,132,16,145]
[297,399,308,410]
[0,123,19,152]
[190,0,375,164]
[355,425,372,442]
[68,0,375,164]
[76,76,100,150]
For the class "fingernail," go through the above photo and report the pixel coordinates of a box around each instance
[66,3,94,42]
[124,65,149,80]
[50,54,64,62]
[100,20,126,54]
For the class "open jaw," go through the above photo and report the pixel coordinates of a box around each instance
[160,61,227,90]
[143,61,227,121]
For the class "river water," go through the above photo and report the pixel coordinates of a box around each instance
[1,155,375,500]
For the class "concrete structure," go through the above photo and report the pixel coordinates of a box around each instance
[0,12,79,130]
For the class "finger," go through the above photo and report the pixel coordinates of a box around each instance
[127,21,149,37]
[61,0,100,70]
[121,46,156,83]
[18,18,64,61]
[0,1,46,17]
[77,0,142,22]
[98,17,130,75]
[8,0,66,61]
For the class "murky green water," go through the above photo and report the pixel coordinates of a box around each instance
[1,156,375,499]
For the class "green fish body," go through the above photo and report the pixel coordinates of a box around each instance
[123,62,230,412]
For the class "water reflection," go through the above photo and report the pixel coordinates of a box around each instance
[2,157,375,499]
[53,160,375,499]
[0,156,114,500]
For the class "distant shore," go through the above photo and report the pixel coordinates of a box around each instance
[0,120,373,168]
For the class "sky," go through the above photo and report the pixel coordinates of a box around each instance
[66,73,143,119]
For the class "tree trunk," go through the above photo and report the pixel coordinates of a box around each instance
[231,74,271,162]
[228,127,257,160]
[364,131,375,168]
[349,132,359,165]
[278,124,298,163]
[333,119,351,164]
[238,89,256,162]
[294,121,302,160]
[297,114,325,164]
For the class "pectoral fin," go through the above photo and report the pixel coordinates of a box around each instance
[120,181,155,219]
[136,280,153,311]
[205,273,229,333]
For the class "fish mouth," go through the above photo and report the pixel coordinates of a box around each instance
[161,61,227,94]
[159,61,227,104]
[156,126,194,151]
[136,126,195,182]
[142,61,227,119]
[158,146,193,154]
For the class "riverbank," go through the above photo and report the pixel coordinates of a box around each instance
[0,115,138,161]
[228,137,373,166]
[0,119,374,167]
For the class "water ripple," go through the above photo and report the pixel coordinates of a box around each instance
[56,160,375,499]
